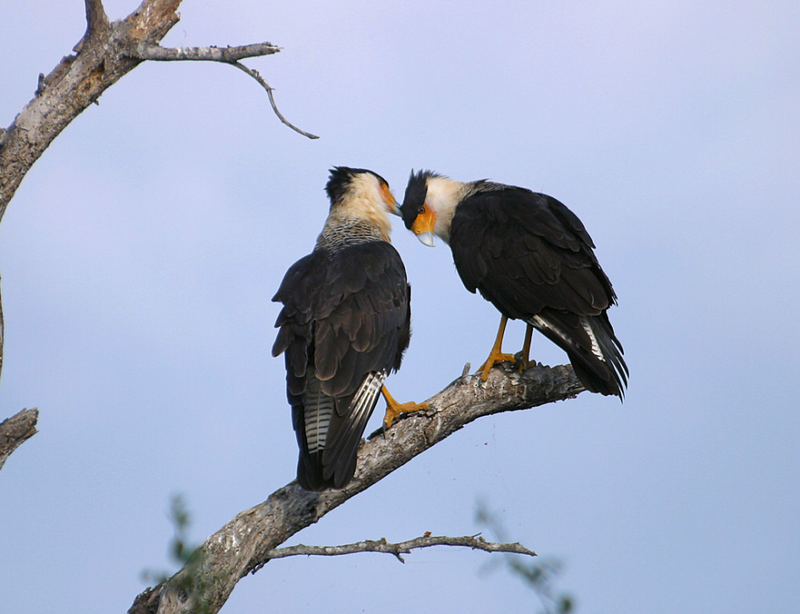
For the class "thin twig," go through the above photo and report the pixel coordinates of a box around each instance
[229,61,320,139]
[258,534,536,568]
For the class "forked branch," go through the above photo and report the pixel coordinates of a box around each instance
[83,0,110,38]
[0,0,315,217]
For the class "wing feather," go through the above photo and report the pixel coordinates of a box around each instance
[450,186,626,397]
[273,241,411,489]
[451,188,615,319]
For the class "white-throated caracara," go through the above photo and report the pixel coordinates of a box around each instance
[272,167,427,490]
[398,170,627,398]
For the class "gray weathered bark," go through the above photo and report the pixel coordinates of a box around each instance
[0,0,310,223]
[0,408,39,470]
[0,0,180,222]
[128,363,584,614]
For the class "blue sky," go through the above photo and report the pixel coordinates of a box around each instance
[1,1,799,612]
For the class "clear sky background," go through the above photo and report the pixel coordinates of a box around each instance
[2,1,798,612]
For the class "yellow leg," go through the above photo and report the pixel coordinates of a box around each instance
[381,386,430,429]
[518,323,534,373]
[477,315,518,381]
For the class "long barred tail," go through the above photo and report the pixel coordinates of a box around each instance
[531,311,628,399]
[296,370,387,490]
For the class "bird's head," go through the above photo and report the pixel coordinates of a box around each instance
[325,166,399,215]
[396,169,461,246]
[323,167,399,242]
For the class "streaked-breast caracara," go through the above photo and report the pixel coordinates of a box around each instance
[398,170,628,398]
[272,167,427,490]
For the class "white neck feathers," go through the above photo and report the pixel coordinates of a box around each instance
[325,173,392,241]
[425,176,469,243]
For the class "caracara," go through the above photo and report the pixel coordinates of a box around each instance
[398,170,628,398]
[272,167,426,490]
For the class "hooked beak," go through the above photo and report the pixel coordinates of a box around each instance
[416,232,435,247]
[411,204,437,247]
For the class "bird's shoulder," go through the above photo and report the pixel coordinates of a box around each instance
[274,240,407,314]
[453,185,596,251]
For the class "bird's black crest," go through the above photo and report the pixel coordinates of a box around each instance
[400,169,438,229]
[325,166,388,206]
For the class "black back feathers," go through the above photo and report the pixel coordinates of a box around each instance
[448,185,627,397]
[273,242,411,489]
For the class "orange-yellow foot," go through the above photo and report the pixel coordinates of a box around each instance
[381,386,430,429]
[477,315,518,381]
[477,349,519,381]
[515,323,535,375]
[515,355,536,374]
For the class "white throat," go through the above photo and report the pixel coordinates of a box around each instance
[425,176,468,244]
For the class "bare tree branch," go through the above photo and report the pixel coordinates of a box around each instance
[0,274,4,383]
[0,281,40,473]
[129,41,280,62]
[0,0,182,221]
[83,0,110,39]
[129,363,585,614]
[0,0,313,222]
[0,408,39,470]
[260,534,537,566]
[127,42,319,139]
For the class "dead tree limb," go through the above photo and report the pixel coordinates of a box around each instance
[0,274,4,383]
[129,363,584,614]
[84,0,110,39]
[129,41,280,62]
[261,533,537,565]
[0,0,313,223]
[1,0,180,222]
[0,281,40,471]
[0,408,39,470]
